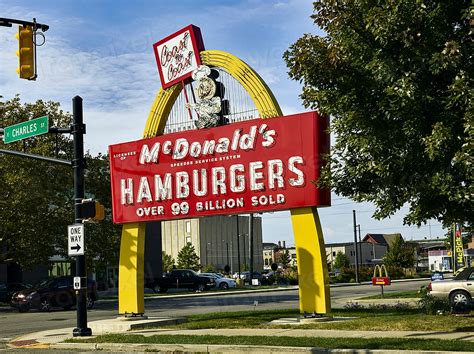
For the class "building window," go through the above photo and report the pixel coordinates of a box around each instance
[186,236,191,244]
[332,251,336,257]
[186,221,191,234]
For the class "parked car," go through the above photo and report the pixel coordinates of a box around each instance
[427,267,474,310]
[10,276,98,312]
[200,273,236,289]
[145,269,215,293]
[0,283,30,303]
[232,271,262,281]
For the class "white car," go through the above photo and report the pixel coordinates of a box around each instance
[428,267,474,309]
[200,273,236,289]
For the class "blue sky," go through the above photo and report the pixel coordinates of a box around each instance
[0,0,446,245]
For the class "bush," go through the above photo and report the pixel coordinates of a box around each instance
[333,270,353,283]
[281,268,298,285]
[418,286,450,315]
[385,265,406,279]
[201,264,216,273]
[359,266,374,281]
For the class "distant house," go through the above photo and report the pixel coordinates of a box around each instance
[262,241,297,269]
[325,242,387,269]
[362,233,402,249]
[263,242,278,269]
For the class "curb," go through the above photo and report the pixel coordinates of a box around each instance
[50,342,473,354]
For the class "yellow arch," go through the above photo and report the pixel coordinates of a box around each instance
[119,50,330,315]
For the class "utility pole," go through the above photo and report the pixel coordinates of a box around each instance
[352,210,360,283]
[72,96,91,337]
[248,213,254,285]
[236,215,241,278]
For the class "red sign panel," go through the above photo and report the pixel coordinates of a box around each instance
[372,277,391,286]
[108,112,330,224]
[152,24,205,89]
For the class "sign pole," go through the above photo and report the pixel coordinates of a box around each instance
[72,96,91,337]
[452,223,456,273]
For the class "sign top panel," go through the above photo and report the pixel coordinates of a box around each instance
[3,115,49,144]
[108,112,330,224]
[153,24,205,89]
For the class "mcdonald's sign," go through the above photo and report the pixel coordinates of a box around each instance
[372,264,391,286]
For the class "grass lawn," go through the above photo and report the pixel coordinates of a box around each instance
[69,334,473,352]
[67,308,474,352]
[357,290,421,300]
[161,308,474,332]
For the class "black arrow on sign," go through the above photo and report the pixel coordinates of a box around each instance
[70,244,81,252]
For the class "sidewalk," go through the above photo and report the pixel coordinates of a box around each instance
[8,321,474,353]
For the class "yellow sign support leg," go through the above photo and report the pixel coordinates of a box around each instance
[118,223,145,315]
[291,207,331,315]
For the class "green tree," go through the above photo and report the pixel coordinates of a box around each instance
[0,96,73,269]
[0,96,121,271]
[333,251,350,269]
[284,1,473,227]
[279,249,291,269]
[176,243,200,271]
[162,251,175,273]
[383,236,415,268]
[443,226,472,251]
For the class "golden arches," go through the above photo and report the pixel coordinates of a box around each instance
[118,49,330,315]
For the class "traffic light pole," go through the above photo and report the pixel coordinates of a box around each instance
[0,17,49,31]
[72,96,91,337]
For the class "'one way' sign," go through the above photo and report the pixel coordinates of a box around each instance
[68,224,85,256]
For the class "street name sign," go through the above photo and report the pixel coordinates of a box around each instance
[3,115,49,144]
[68,224,84,256]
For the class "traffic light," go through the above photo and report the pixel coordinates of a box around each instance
[15,25,36,80]
[79,199,105,222]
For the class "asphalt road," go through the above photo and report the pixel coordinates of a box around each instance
[0,278,430,341]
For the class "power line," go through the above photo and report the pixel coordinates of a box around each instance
[363,224,444,231]
[262,210,374,219]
